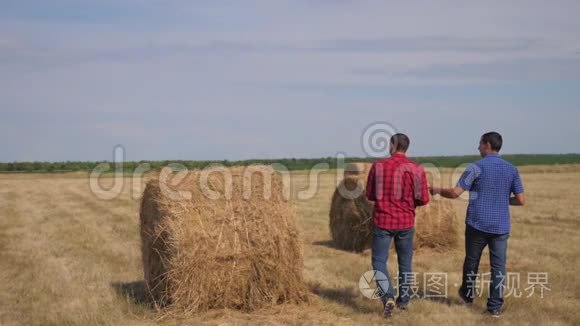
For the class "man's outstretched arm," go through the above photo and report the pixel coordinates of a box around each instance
[430,163,476,200]
[429,186,465,199]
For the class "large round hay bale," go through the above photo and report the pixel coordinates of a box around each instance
[329,174,373,252]
[140,166,309,312]
[329,164,458,251]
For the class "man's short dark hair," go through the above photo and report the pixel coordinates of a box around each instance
[481,131,503,151]
[390,133,410,152]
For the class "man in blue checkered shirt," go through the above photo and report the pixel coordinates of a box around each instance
[430,132,526,318]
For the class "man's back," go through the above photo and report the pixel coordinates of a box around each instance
[459,153,524,234]
[366,153,429,230]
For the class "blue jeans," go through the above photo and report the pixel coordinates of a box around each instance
[371,226,414,306]
[460,225,509,311]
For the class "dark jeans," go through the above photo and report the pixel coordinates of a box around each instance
[460,225,509,311]
[371,226,414,306]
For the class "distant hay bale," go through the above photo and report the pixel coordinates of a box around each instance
[343,162,372,176]
[140,166,309,312]
[329,174,373,252]
[329,164,458,251]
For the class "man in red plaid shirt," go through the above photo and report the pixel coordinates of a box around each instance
[365,133,430,318]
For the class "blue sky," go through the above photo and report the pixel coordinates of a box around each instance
[1,0,579,161]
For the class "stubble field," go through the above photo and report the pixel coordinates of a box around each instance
[0,165,578,325]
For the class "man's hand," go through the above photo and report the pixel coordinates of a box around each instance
[509,193,526,206]
[429,186,441,196]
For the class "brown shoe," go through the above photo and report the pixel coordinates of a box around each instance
[383,298,395,318]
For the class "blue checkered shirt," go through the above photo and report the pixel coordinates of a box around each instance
[457,153,524,234]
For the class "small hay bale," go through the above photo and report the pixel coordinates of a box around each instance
[343,162,372,176]
[329,164,458,251]
[329,174,373,252]
[140,166,309,312]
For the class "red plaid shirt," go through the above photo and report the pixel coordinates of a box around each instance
[365,152,430,230]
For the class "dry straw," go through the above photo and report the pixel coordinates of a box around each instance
[329,170,374,252]
[140,166,309,313]
[329,163,458,251]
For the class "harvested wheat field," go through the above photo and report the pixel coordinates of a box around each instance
[0,166,579,325]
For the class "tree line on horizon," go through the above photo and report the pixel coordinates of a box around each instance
[0,154,579,173]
